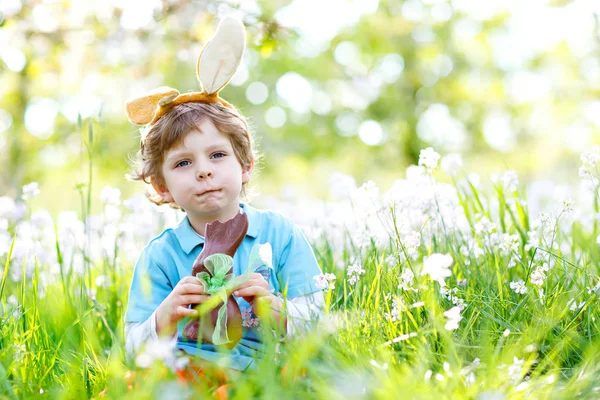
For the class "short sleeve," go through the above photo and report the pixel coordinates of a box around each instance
[124,248,174,323]
[276,224,323,299]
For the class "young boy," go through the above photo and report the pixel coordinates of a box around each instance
[123,101,325,371]
[123,17,324,371]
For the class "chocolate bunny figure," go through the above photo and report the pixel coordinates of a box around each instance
[182,212,248,349]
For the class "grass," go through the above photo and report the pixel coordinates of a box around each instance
[1,144,600,399]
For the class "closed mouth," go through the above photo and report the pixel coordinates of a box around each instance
[198,189,221,196]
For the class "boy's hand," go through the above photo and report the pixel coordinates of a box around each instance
[233,274,288,331]
[155,276,210,337]
[233,272,271,306]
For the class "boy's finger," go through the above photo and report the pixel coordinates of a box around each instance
[182,276,203,285]
[176,305,199,317]
[180,294,210,305]
[234,286,270,298]
[235,278,268,291]
[250,273,265,281]
[179,283,205,294]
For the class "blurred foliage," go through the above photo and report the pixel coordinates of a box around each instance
[1,0,600,215]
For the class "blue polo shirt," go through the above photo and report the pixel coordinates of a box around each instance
[125,203,322,370]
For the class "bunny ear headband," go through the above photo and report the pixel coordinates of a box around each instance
[125,17,246,138]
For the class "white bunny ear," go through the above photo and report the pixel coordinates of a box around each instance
[197,17,246,95]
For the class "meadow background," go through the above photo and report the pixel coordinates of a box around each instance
[1,0,600,398]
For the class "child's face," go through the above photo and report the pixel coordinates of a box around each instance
[153,117,252,223]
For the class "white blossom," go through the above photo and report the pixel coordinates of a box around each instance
[329,172,357,201]
[509,280,527,294]
[135,337,177,369]
[21,182,40,201]
[562,198,574,214]
[347,264,366,285]
[100,186,121,206]
[314,272,336,290]
[421,253,453,286]
[441,153,463,176]
[507,357,525,383]
[418,147,441,172]
[398,268,416,291]
[443,306,462,331]
[474,215,496,236]
[500,170,519,193]
[530,268,546,286]
[499,233,520,255]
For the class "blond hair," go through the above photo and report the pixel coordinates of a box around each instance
[126,102,261,209]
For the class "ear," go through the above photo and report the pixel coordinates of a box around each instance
[125,86,180,125]
[151,176,174,203]
[197,17,246,95]
[241,159,254,184]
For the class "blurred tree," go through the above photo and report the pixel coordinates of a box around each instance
[0,0,599,213]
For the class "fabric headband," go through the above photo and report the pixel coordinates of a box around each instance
[124,17,246,141]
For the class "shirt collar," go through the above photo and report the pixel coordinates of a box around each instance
[174,203,260,254]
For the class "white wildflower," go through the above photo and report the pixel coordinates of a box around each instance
[347,264,366,285]
[499,233,520,255]
[509,280,527,294]
[586,280,600,294]
[95,275,110,288]
[369,359,389,370]
[443,306,462,331]
[418,147,441,172]
[567,298,584,311]
[135,337,177,369]
[385,254,397,266]
[0,217,7,232]
[465,371,476,386]
[421,253,453,286]
[538,212,554,227]
[383,331,417,345]
[474,215,495,236]
[329,172,357,201]
[424,370,433,381]
[441,153,463,176]
[500,170,519,193]
[530,269,545,287]
[405,165,427,181]
[387,298,403,322]
[100,186,121,205]
[398,268,416,291]
[314,272,336,290]
[524,230,539,251]
[402,231,421,253]
[21,182,40,201]
[579,146,600,182]
[507,357,525,383]
[562,198,574,214]
[515,382,529,391]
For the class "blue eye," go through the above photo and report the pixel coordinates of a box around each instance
[212,152,226,159]
[175,160,191,168]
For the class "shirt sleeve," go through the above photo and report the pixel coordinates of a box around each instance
[124,247,174,323]
[283,291,325,340]
[276,223,323,298]
[124,311,177,359]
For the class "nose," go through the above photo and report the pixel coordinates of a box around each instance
[196,168,213,181]
[196,163,213,180]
